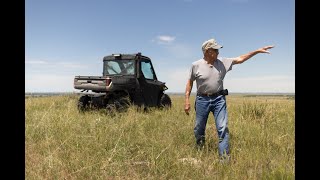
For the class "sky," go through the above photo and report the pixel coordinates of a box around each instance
[25,0,295,93]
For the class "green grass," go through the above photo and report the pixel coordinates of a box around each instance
[25,94,295,179]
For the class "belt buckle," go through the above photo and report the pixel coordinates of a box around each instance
[206,93,213,97]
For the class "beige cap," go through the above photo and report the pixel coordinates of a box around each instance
[201,38,223,53]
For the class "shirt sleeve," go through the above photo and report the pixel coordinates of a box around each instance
[221,58,235,72]
[188,64,196,81]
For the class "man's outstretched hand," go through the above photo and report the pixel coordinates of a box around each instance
[258,45,275,54]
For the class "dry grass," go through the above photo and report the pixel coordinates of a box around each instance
[25,94,294,179]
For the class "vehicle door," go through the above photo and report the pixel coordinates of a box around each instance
[138,60,161,106]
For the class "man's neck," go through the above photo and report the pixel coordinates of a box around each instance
[203,56,216,65]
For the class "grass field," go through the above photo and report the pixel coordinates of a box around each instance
[25,94,295,179]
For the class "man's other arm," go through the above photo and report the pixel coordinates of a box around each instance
[184,79,193,115]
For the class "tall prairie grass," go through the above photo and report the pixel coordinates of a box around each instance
[25,94,294,179]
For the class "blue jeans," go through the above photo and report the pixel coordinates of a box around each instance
[194,95,230,156]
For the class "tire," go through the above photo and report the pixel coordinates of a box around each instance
[115,96,131,112]
[106,96,131,113]
[78,96,89,112]
[159,94,172,108]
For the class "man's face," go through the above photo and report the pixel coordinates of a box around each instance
[207,48,219,59]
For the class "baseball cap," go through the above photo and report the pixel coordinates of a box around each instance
[202,38,223,53]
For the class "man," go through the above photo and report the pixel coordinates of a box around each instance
[184,38,274,161]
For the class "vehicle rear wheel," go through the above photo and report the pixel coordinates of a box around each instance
[115,96,131,112]
[159,93,172,108]
[78,95,89,112]
[106,96,131,113]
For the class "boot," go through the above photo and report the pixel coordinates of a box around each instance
[196,136,205,150]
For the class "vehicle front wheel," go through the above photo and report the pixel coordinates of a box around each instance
[159,93,172,108]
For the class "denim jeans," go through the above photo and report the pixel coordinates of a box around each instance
[194,95,230,156]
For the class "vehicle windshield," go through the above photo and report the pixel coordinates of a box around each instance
[103,60,135,75]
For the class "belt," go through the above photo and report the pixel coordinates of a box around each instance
[197,89,228,97]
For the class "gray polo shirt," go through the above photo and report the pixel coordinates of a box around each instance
[188,58,234,94]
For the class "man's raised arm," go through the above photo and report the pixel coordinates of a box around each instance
[233,45,275,65]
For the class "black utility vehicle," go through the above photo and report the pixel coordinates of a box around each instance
[74,53,171,111]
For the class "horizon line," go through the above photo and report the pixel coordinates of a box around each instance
[25,91,295,94]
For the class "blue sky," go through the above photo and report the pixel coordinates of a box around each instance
[26,0,295,93]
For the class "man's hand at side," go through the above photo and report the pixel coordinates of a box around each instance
[184,79,193,115]
[185,101,191,115]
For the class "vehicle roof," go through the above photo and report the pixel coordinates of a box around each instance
[103,53,151,61]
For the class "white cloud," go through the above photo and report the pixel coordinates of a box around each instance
[154,35,176,44]
[151,35,198,60]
